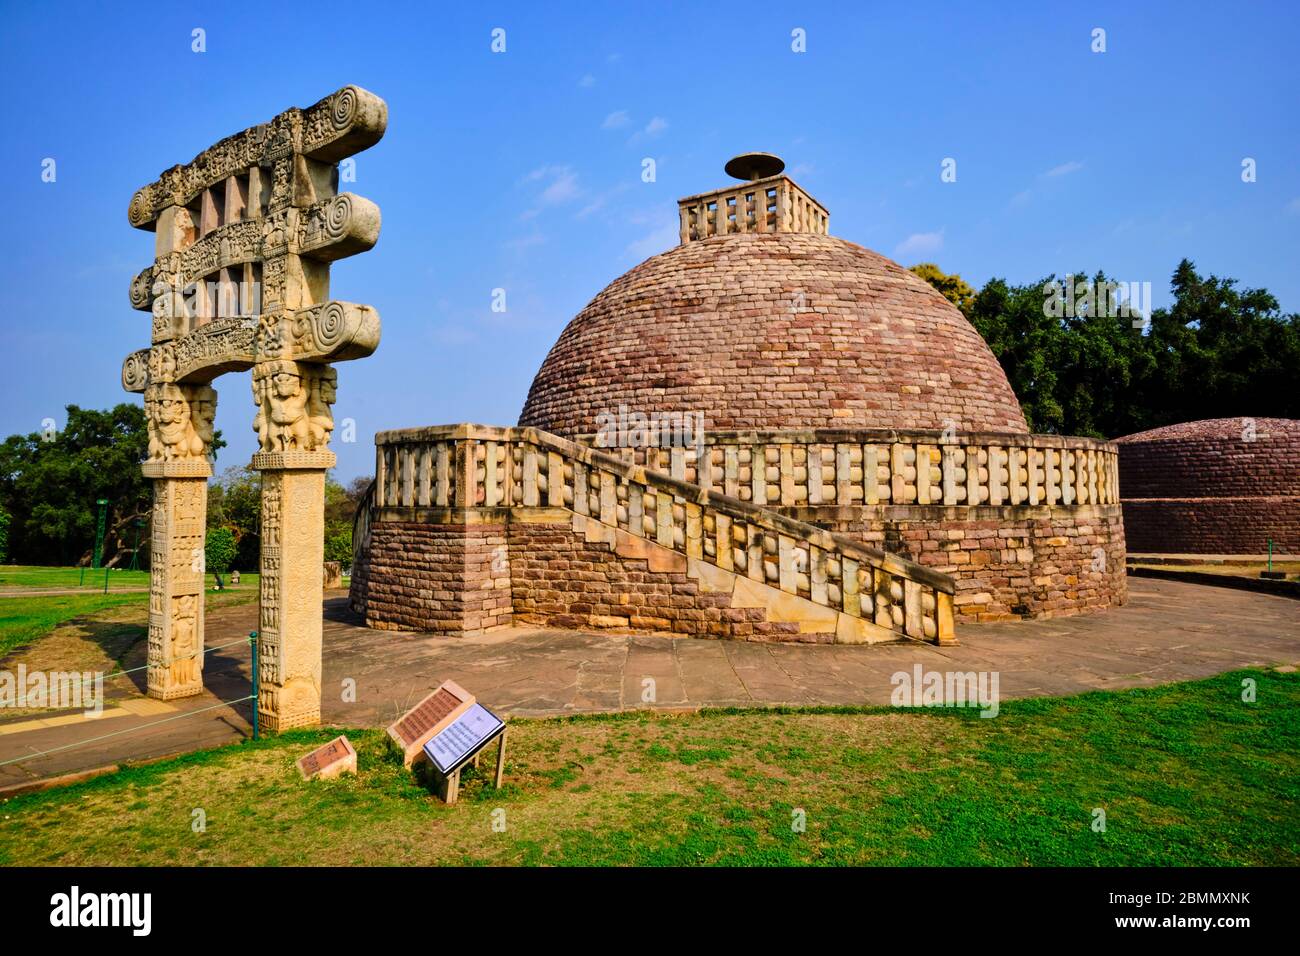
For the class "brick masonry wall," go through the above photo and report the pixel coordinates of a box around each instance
[1121,498,1299,554]
[358,521,512,632]
[348,534,370,614]
[1117,420,1300,498]
[507,521,821,642]
[1117,418,1299,553]
[795,504,1127,621]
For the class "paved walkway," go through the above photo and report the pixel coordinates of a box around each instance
[1,578,1296,791]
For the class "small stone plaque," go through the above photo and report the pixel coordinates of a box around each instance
[296,734,357,780]
[422,703,505,776]
[386,679,474,767]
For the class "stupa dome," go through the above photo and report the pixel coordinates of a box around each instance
[519,158,1027,437]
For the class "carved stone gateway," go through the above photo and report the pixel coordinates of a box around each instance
[122,86,386,729]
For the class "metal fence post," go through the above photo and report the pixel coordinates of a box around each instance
[250,631,259,741]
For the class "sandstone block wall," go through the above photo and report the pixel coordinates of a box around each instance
[799,504,1127,621]
[508,521,794,640]
[358,520,511,632]
[354,511,919,644]
[353,504,1125,632]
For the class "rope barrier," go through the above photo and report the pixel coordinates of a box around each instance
[0,695,257,768]
[15,635,258,698]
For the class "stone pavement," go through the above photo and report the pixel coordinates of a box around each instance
[1,578,1296,791]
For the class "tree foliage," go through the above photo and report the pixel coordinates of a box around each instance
[918,260,1300,438]
[0,404,152,566]
[909,262,976,311]
[204,526,237,574]
[208,465,262,572]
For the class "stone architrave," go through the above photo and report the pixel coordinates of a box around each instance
[121,86,386,722]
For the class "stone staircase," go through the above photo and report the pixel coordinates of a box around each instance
[352,424,956,644]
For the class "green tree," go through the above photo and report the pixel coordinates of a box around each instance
[0,505,9,563]
[204,526,237,574]
[208,464,261,572]
[910,262,976,311]
[0,404,151,566]
[1135,259,1300,428]
[964,261,1300,438]
[0,403,226,567]
[324,529,353,566]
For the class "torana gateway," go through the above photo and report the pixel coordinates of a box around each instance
[122,86,386,729]
[350,154,1127,643]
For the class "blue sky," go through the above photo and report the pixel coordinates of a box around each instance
[1,0,1297,481]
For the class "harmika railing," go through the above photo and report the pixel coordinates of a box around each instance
[581,429,1121,509]
[677,175,829,243]
[366,424,956,643]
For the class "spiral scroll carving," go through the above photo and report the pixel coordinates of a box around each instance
[130,270,153,309]
[324,195,352,240]
[331,87,359,130]
[121,350,150,392]
[312,302,346,350]
[128,189,150,227]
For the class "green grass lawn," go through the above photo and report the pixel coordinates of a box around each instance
[0,567,260,659]
[0,565,153,591]
[0,593,155,659]
[1,669,1295,866]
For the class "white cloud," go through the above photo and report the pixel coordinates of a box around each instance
[1043,160,1084,178]
[576,183,631,220]
[539,170,579,205]
[893,229,944,260]
[578,74,595,88]
[521,165,580,207]
[625,221,679,260]
[602,110,630,129]
[1286,197,1300,216]
[627,116,669,145]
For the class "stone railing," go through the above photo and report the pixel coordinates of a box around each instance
[370,424,955,643]
[677,175,829,243]
[351,477,374,572]
[581,429,1120,510]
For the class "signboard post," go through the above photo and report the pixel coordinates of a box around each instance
[420,701,507,804]
[388,680,508,804]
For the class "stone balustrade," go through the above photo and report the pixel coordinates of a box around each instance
[581,429,1120,510]
[367,424,955,644]
[677,175,829,243]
